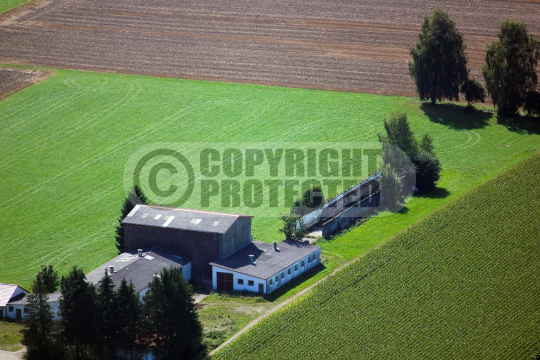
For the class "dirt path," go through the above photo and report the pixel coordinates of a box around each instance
[208,259,352,356]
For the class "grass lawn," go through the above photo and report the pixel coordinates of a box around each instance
[0,320,23,352]
[1,66,539,288]
[213,151,540,359]
[0,0,30,14]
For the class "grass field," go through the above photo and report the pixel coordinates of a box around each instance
[212,151,540,359]
[0,0,30,14]
[1,67,540,289]
[0,320,23,352]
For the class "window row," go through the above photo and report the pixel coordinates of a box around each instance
[237,279,255,287]
[269,253,318,285]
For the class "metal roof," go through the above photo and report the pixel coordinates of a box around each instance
[0,284,27,307]
[122,205,252,234]
[210,240,320,280]
[94,248,191,294]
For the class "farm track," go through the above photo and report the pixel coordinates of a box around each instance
[0,0,539,94]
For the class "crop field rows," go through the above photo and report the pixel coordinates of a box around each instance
[213,151,540,359]
[1,0,539,95]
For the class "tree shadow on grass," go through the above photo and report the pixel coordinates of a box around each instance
[413,186,451,199]
[496,114,540,135]
[420,103,492,130]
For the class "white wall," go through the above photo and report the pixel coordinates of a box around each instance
[183,262,192,282]
[3,286,29,320]
[4,300,60,321]
[212,266,266,294]
[212,248,322,294]
[266,248,321,294]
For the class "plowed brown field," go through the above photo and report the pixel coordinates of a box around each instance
[0,0,539,95]
[0,67,50,100]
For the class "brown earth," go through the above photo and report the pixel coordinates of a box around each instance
[0,0,539,95]
[0,67,52,100]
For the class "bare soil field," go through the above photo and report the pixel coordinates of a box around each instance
[0,0,539,95]
[0,67,50,100]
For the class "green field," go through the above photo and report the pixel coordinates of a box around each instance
[213,151,540,359]
[1,67,540,288]
[0,0,30,14]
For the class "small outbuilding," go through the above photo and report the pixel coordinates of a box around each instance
[210,240,321,294]
[0,283,29,320]
[6,291,62,321]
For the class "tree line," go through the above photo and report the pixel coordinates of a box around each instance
[21,265,205,360]
[410,9,540,116]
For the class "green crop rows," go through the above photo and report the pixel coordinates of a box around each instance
[213,152,540,359]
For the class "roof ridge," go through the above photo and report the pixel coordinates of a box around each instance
[140,204,254,218]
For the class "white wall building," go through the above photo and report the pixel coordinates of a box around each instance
[0,284,29,320]
[210,240,321,294]
[5,291,61,321]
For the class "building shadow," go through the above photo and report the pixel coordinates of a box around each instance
[496,114,540,135]
[413,186,451,199]
[420,103,492,130]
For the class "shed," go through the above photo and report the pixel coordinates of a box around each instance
[0,284,29,320]
[6,291,62,321]
[122,205,252,279]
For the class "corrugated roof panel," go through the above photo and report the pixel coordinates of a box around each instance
[126,204,141,217]
[123,205,252,234]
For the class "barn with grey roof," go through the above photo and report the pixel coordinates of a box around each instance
[122,205,252,279]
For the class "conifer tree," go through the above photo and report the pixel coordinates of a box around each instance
[115,185,148,253]
[21,272,55,360]
[59,267,96,360]
[144,267,206,360]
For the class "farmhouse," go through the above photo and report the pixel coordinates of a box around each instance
[122,205,252,279]
[123,205,321,294]
[210,240,321,294]
[86,247,191,300]
[6,291,62,321]
[4,206,320,318]
[0,284,29,320]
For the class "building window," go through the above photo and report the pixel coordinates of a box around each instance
[248,280,254,286]
[288,268,291,275]
[308,257,312,263]
[238,279,244,285]
[275,275,279,282]
[270,278,273,285]
[23,307,29,314]
[8,306,13,312]
[301,261,305,267]
[295,264,298,271]
[313,254,316,261]
[281,272,284,279]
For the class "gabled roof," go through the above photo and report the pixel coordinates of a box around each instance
[210,240,320,280]
[94,248,191,294]
[8,291,62,306]
[122,205,252,234]
[0,284,28,307]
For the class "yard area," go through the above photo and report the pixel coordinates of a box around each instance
[0,321,23,352]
